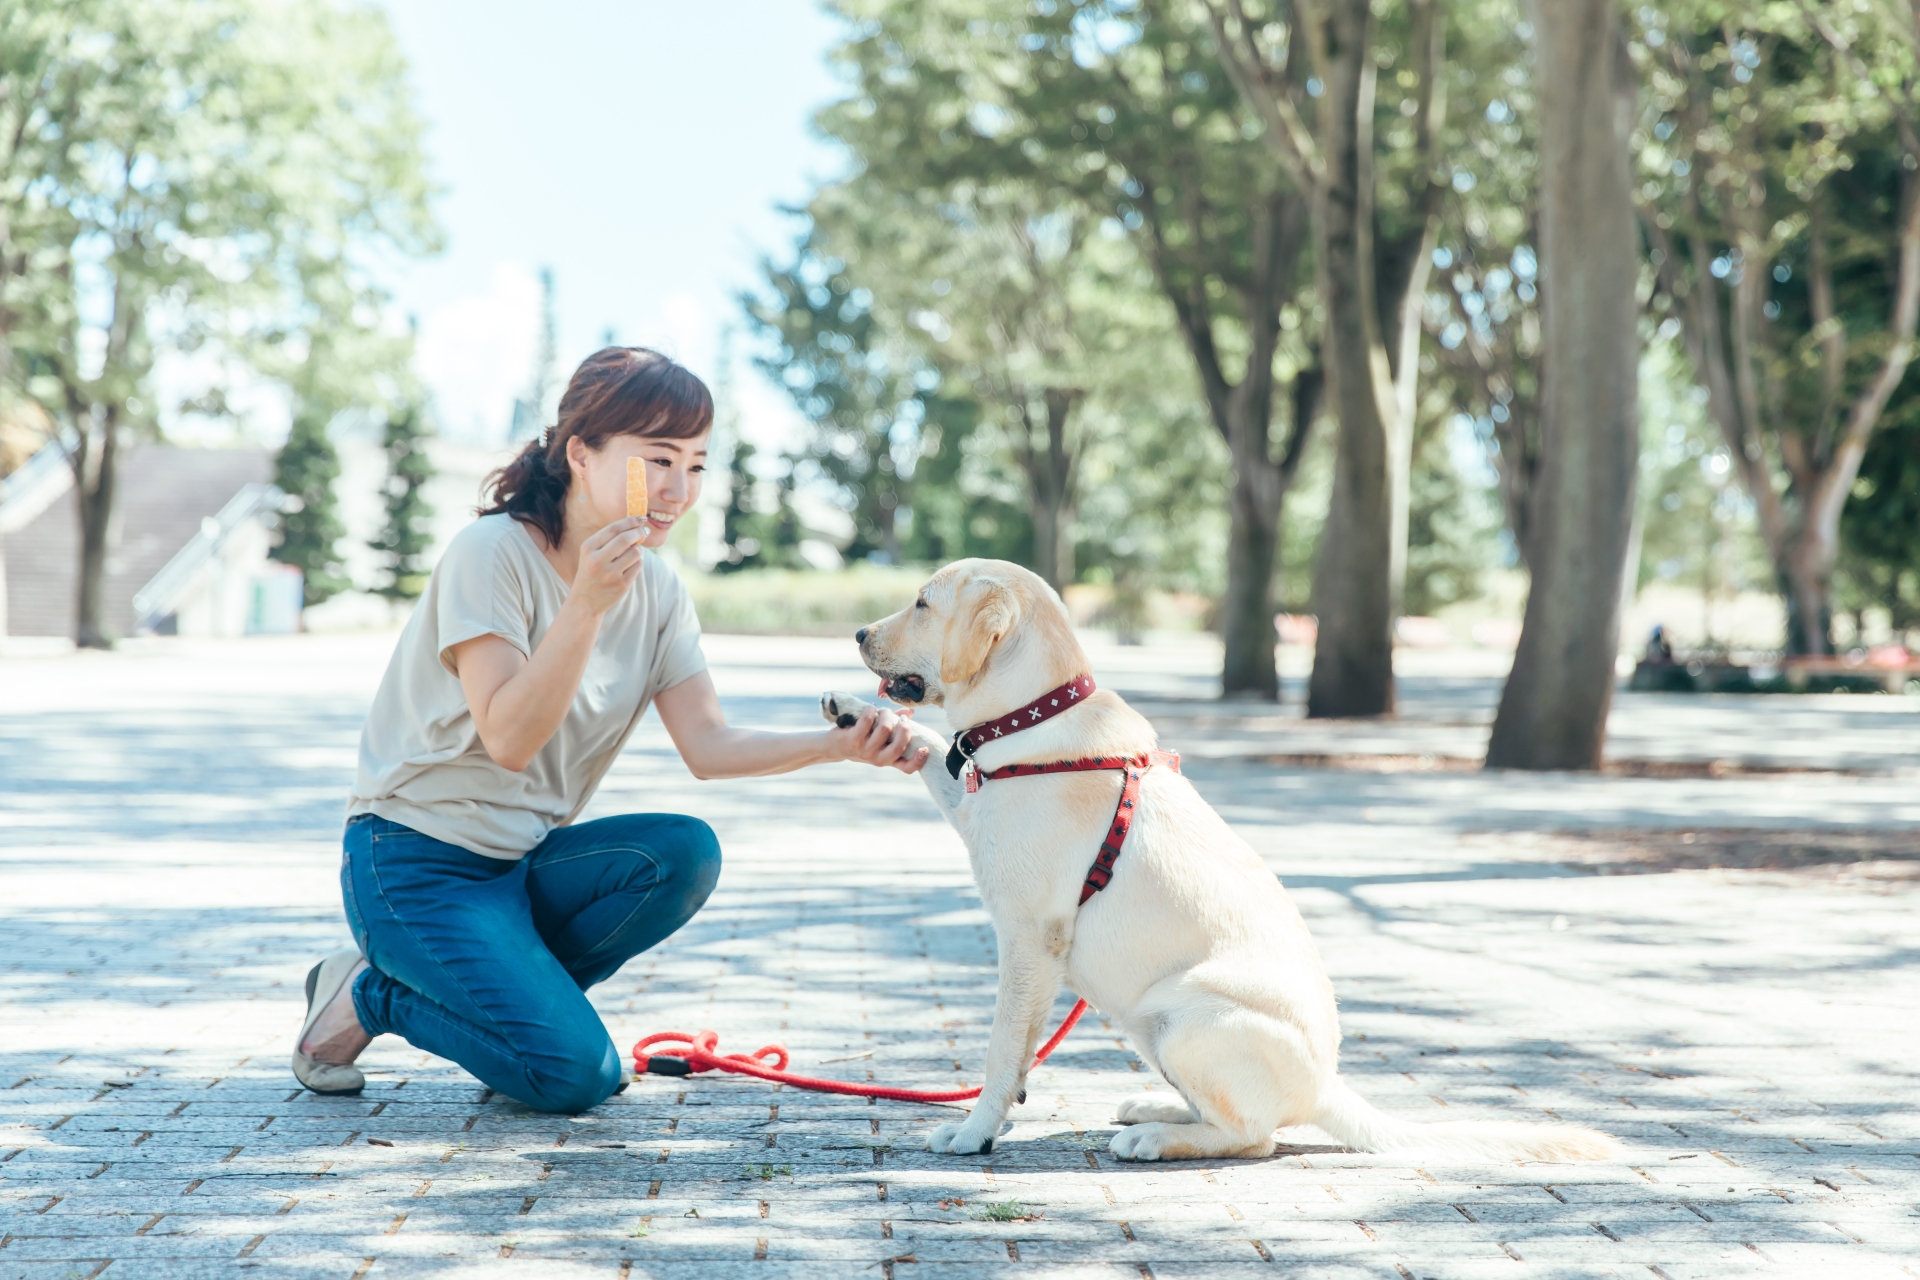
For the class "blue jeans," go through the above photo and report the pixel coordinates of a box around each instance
[340,812,721,1114]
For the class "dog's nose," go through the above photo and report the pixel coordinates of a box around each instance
[855,627,868,644]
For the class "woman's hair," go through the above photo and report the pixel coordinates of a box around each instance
[479,346,713,548]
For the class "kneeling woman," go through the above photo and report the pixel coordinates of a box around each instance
[292,348,927,1113]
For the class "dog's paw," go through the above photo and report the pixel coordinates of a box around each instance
[1114,1094,1198,1126]
[927,1120,995,1156]
[820,690,874,729]
[1109,1122,1175,1161]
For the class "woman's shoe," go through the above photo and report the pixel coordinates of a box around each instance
[292,949,369,1096]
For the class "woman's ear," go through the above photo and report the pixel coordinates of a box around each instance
[940,575,1021,684]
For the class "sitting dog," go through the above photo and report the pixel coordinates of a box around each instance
[822,558,1617,1164]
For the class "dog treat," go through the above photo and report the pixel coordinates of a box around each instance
[626,456,648,520]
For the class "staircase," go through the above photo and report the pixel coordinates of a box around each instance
[2,446,271,639]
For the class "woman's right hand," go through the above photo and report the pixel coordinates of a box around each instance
[571,516,649,614]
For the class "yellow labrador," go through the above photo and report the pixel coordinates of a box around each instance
[822,558,1617,1164]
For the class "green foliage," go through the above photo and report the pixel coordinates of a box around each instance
[370,403,436,601]
[0,0,437,634]
[271,409,351,606]
[743,227,922,564]
[715,439,806,573]
[1403,417,1500,617]
[1631,1,1920,651]
[1839,386,1920,635]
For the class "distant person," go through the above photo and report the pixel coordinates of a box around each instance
[291,348,928,1113]
[1645,624,1674,664]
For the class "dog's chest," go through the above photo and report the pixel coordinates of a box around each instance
[956,769,1127,891]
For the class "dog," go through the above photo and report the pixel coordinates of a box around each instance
[820,558,1618,1164]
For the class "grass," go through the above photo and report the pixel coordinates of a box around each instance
[684,565,927,636]
[745,1163,794,1180]
[969,1199,1043,1222]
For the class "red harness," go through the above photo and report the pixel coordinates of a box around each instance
[951,675,1181,905]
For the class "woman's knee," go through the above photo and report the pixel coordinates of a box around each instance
[521,1035,624,1115]
[631,814,720,924]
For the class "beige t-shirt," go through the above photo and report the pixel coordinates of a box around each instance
[348,513,707,859]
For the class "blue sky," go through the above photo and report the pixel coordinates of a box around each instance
[375,0,849,447]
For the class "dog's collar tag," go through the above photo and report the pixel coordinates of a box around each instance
[964,762,981,794]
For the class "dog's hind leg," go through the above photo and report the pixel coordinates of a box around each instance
[1114,1094,1200,1126]
[1108,991,1326,1163]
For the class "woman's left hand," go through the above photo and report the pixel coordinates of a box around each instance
[834,706,931,775]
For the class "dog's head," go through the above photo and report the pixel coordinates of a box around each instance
[855,559,1080,712]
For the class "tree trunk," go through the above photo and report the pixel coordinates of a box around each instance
[73,409,119,649]
[1220,389,1283,699]
[1377,0,1445,622]
[1485,3,1640,771]
[1306,1,1397,719]
[1021,387,1080,594]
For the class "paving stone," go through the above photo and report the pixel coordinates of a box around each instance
[4,633,1919,1279]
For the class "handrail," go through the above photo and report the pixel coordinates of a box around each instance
[0,433,78,534]
[130,482,288,632]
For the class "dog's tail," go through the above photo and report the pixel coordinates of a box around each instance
[1310,1077,1619,1162]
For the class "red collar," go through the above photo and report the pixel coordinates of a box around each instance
[945,673,1097,779]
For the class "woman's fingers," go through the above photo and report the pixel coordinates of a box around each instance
[583,515,647,552]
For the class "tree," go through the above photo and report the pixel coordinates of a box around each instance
[1206,0,1449,716]
[826,0,1322,698]
[272,406,350,606]
[743,226,926,564]
[370,403,435,601]
[0,0,436,644]
[1635,3,1920,655]
[1484,0,1641,771]
[807,179,1105,592]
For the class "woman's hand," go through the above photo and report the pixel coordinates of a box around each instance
[570,515,649,615]
[831,705,931,774]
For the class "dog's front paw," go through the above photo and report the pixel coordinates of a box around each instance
[820,690,875,729]
[927,1120,995,1155]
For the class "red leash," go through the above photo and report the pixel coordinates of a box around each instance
[633,1000,1088,1102]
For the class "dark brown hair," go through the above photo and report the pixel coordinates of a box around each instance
[480,346,713,548]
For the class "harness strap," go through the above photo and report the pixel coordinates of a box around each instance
[974,748,1181,905]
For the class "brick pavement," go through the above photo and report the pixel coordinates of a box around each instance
[2,633,1917,1279]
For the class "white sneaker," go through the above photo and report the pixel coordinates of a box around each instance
[292,948,368,1096]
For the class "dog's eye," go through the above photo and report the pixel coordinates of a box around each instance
[915,598,928,610]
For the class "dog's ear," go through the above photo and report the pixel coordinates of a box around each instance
[941,574,1020,684]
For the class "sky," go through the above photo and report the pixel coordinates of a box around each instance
[373,0,850,449]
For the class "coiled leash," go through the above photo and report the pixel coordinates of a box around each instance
[631,674,1179,1102]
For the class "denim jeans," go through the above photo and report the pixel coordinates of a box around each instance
[341,811,721,1114]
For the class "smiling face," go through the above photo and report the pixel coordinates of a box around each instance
[567,431,708,547]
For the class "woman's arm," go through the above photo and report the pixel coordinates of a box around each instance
[448,515,649,772]
[652,670,930,780]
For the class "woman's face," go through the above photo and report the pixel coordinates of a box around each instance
[568,430,709,548]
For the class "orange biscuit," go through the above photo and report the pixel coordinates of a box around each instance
[626,456,648,519]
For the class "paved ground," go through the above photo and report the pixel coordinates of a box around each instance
[3,630,1918,1280]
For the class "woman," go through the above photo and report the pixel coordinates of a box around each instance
[292,347,928,1114]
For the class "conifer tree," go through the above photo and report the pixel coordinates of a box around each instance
[271,409,351,606]
[371,403,435,600]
